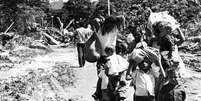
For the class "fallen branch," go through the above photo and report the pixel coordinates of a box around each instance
[178,42,199,51]
[187,36,201,42]
[40,31,60,45]
[57,17,63,28]
[57,17,64,34]
[64,19,74,29]
[49,27,63,36]
[4,22,14,33]
[188,42,199,49]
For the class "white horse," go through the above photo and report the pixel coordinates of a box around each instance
[84,15,126,63]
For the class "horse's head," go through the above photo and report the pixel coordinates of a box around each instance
[89,18,103,34]
[101,15,125,35]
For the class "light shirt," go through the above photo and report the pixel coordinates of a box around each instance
[76,27,93,43]
[98,70,109,90]
[96,26,118,56]
[107,54,128,75]
[132,69,155,96]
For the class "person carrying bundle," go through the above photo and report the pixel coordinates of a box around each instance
[147,10,186,101]
[126,43,165,101]
[74,24,94,67]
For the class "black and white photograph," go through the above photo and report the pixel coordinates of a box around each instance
[0,0,200,101]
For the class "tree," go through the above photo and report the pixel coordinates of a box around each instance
[0,0,50,33]
[16,4,47,34]
[62,0,95,28]
[111,0,201,32]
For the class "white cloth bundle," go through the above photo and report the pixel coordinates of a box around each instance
[148,11,180,33]
[128,47,166,77]
[107,54,129,75]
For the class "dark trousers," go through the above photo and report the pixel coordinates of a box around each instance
[135,96,154,101]
[77,43,85,67]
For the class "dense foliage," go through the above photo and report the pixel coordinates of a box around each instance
[1,0,201,36]
[112,0,201,32]
[62,0,95,28]
[0,0,49,33]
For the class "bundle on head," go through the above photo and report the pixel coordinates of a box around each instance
[128,47,166,77]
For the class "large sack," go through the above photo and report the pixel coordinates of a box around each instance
[148,11,180,34]
[84,33,101,62]
[128,46,165,78]
[107,54,129,75]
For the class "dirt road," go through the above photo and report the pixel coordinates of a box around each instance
[0,46,200,101]
[64,47,201,101]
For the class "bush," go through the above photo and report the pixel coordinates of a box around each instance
[0,65,76,101]
[111,0,201,33]
[5,35,34,50]
[0,0,49,34]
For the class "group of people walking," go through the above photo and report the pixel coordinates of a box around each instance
[75,10,186,101]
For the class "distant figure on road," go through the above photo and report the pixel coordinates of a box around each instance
[74,24,94,67]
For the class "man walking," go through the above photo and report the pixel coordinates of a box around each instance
[75,24,93,67]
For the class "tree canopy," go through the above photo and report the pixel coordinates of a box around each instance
[0,0,49,33]
[0,0,201,35]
